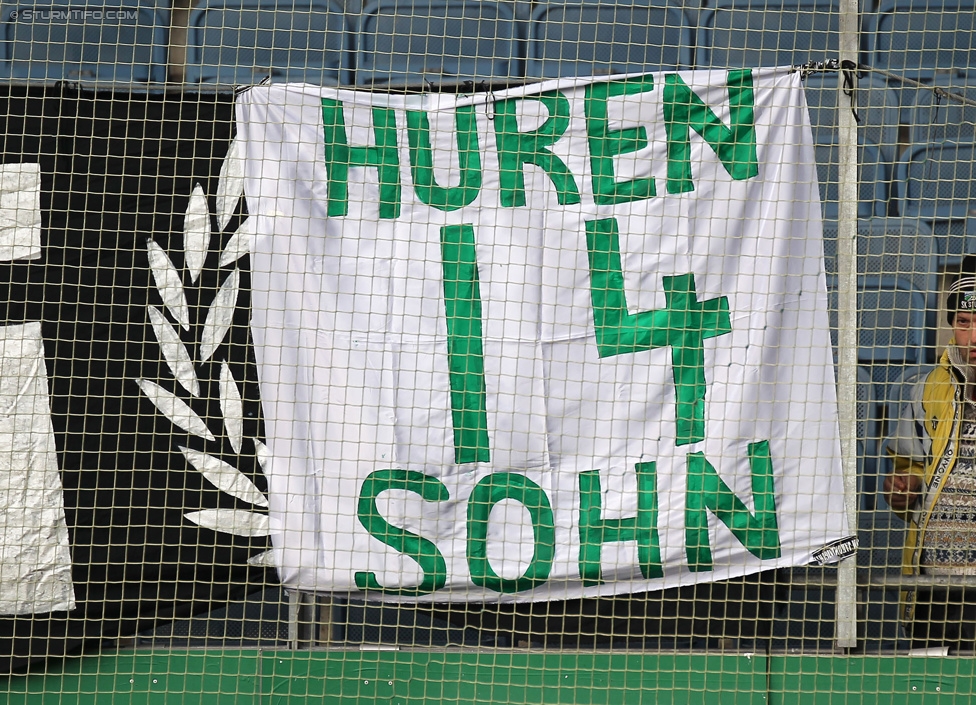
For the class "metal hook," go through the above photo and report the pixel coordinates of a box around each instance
[928,85,948,127]
[485,87,496,120]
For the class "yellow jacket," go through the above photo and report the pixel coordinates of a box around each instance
[887,346,962,620]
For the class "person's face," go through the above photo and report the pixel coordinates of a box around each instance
[954,310,976,361]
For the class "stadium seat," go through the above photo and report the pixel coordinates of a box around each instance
[184,0,349,86]
[524,0,693,79]
[814,138,889,221]
[821,224,937,501]
[776,368,907,651]
[826,274,930,407]
[696,0,839,70]
[773,509,909,652]
[821,217,939,355]
[803,72,902,167]
[893,140,976,265]
[0,0,168,83]
[865,0,976,85]
[858,509,906,577]
[771,572,837,650]
[856,365,882,509]
[773,513,909,652]
[856,510,910,651]
[906,82,976,148]
[354,0,520,88]
[831,365,882,510]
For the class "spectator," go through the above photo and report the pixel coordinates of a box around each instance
[885,254,976,652]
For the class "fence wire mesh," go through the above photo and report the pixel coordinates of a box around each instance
[0,0,974,701]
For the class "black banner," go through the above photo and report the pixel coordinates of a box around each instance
[0,85,275,673]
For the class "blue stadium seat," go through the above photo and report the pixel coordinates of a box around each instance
[858,510,906,577]
[804,72,902,167]
[771,570,837,650]
[856,509,910,651]
[906,82,976,149]
[865,0,976,85]
[830,364,881,507]
[894,140,976,265]
[697,0,839,70]
[184,0,349,86]
[814,138,889,221]
[776,370,908,651]
[857,365,882,509]
[857,279,930,404]
[773,512,909,653]
[354,0,520,87]
[822,217,939,356]
[0,0,167,83]
[826,274,930,407]
[525,0,693,79]
[774,518,909,652]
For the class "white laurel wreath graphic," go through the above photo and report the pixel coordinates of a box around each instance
[135,138,272,568]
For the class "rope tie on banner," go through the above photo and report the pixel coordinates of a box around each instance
[791,57,843,77]
[236,75,270,95]
[840,59,861,124]
[789,57,976,120]
[791,58,861,124]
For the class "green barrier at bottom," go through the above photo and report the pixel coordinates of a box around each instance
[4,650,976,704]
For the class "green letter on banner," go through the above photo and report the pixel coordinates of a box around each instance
[685,441,781,572]
[578,461,663,586]
[355,469,450,595]
[467,472,555,593]
[322,99,401,219]
[441,224,490,464]
[584,75,657,205]
[663,70,758,195]
[407,105,482,212]
[585,217,731,446]
[493,91,581,207]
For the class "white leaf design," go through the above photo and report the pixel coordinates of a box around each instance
[147,306,199,397]
[219,361,244,454]
[216,138,245,231]
[180,446,268,507]
[184,184,211,285]
[135,378,215,441]
[247,550,276,567]
[218,217,253,267]
[185,509,270,537]
[146,240,190,331]
[253,439,270,472]
[200,268,240,363]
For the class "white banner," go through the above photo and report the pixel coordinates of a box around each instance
[239,68,853,602]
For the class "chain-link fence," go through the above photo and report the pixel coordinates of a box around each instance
[0,0,975,701]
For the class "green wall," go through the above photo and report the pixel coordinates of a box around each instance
[5,650,976,704]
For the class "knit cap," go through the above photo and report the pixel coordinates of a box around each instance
[947,255,976,324]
